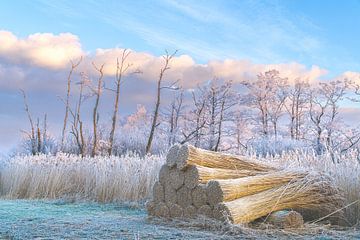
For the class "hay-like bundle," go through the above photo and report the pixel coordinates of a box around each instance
[159,165,170,185]
[168,168,185,190]
[183,205,197,218]
[145,200,156,216]
[212,172,343,224]
[166,144,180,168]
[184,165,268,189]
[191,184,208,208]
[152,181,165,203]
[197,205,213,218]
[176,185,193,208]
[154,202,170,218]
[164,184,177,204]
[168,203,184,218]
[266,210,304,229]
[206,171,308,206]
[177,144,276,171]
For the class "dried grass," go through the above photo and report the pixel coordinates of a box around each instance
[177,144,277,171]
[0,153,163,202]
[206,170,308,206]
[213,172,344,224]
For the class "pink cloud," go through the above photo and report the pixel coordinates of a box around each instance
[0,30,84,69]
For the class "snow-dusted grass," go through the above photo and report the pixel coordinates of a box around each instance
[0,149,359,226]
[0,153,164,203]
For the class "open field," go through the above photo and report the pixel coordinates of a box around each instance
[0,151,359,239]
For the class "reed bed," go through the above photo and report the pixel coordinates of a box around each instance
[0,153,164,202]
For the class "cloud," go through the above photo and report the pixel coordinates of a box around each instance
[89,47,329,88]
[341,71,360,83]
[0,30,84,69]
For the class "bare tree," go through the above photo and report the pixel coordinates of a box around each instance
[20,89,36,155]
[320,79,349,154]
[166,90,184,147]
[267,75,288,138]
[242,70,285,137]
[309,87,330,155]
[61,57,82,150]
[145,50,179,154]
[107,49,139,155]
[69,72,89,156]
[206,80,237,151]
[180,87,207,146]
[90,62,105,157]
[284,79,310,140]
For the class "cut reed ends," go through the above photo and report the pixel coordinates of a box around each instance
[154,202,170,218]
[198,205,213,218]
[168,168,185,190]
[177,144,277,172]
[159,165,170,185]
[176,185,192,208]
[166,144,180,168]
[146,200,156,216]
[164,184,177,204]
[266,210,304,229]
[152,181,164,203]
[191,184,208,208]
[168,203,184,218]
[183,205,197,218]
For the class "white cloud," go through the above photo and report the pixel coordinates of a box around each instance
[0,30,342,92]
[0,30,84,69]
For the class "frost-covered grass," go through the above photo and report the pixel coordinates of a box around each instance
[0,153,164,203]
[0,149,359,227]
[260,150,360,227]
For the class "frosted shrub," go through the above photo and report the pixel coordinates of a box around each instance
[0,153,164,203]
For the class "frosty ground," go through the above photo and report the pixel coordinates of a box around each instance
[0,152,359,239]
[0,200,359,240]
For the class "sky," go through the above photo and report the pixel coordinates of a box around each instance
[0,0,360,153]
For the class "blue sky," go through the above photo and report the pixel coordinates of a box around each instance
[1,0,360,153]
[1,0,359,76]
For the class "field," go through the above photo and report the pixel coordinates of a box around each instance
[0,151,359,239]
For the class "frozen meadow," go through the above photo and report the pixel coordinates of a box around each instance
[0,150,359,226]
[0,150,359,239]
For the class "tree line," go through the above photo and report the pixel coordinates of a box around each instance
[19,51,360,162]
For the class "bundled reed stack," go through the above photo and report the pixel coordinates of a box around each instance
[147,144,344,228]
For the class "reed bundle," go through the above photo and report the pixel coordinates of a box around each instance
[177,185,193,207]
[266,210,304,229]
[185,165,267,188]
[206,170,308,206]
[177,144,277,172]
[191,185,208,208]
[166,144,180,168]
[168,203,184,218]
[152,181,165,203]
[198,205,213,218]
[184,205,197,218]
[213,172,343,224]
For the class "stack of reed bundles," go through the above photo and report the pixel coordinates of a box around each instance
[146,144,344,228]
